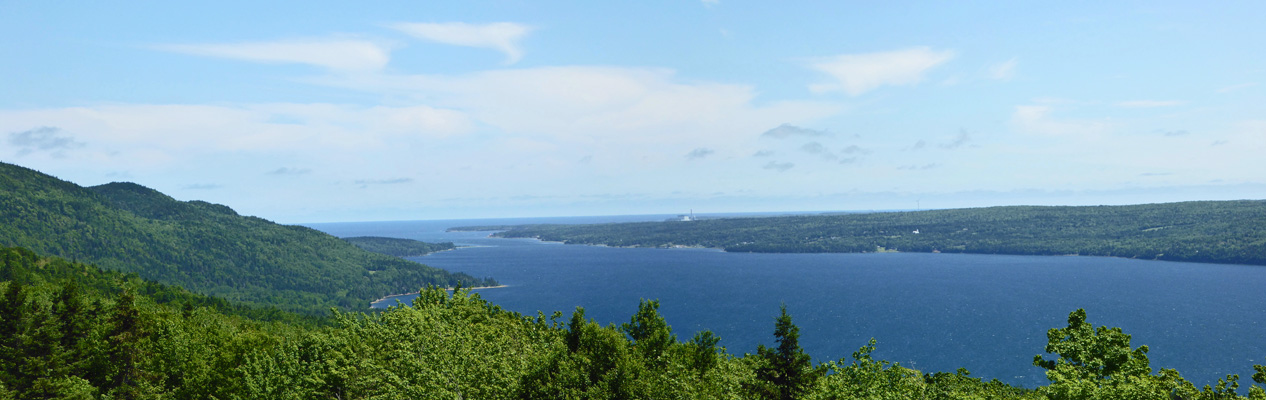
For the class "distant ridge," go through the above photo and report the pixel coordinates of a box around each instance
[468,200,1266,266]
[0,161,495,314]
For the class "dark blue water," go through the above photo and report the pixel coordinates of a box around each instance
[307,216,1266,388]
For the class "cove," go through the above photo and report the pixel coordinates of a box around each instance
[308,216,1266,388]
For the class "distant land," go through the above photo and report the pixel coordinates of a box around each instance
[0,161,495,314]
[343,236,457,257]
[452,200,1266,266]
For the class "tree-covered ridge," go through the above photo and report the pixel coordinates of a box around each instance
[342,236,457,257]
[2,246,1263,399]
[0,162,495,314]
[465,201,1266,265]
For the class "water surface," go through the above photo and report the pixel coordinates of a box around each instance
[308,216,1266,388]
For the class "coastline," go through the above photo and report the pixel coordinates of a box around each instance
[483,235,1263,267]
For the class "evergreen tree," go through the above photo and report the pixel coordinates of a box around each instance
[0,282,26,391]
[753,304,821,400]
[105,289,150,398]
[17,302,67,399]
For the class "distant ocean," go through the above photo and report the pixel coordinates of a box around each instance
[306,214,1266,389]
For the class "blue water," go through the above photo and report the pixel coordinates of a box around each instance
[306,216,1266,388]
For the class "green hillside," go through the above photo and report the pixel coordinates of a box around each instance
[0,162,494,314]
[460,201,1266,266]
[343,236,457,257]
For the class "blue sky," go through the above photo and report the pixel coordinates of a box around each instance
[2,1,1264,223]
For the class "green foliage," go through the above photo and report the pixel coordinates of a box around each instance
[751,304,823,400]
[621,299,675,369]
[689,330,722,376]
[0,162,495,314]
[342,236,457,257]
[470,201,1266,266]
[1034,309,1201,399]
[1034,309,1153,381]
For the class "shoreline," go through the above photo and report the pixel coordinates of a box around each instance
[486,236,1263,268]
[370,284,510,306]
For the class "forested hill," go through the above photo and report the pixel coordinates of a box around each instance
[462,201,1266,266]
[0,162,495,314]
[343,236,457,257]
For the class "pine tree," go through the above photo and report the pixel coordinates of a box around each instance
[754,304,821,400]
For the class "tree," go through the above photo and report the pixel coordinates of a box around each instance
[1034,309,1197,399]
[1033,309,1151,381]
[620,299,674,369]
[753,304,821,400]
[104,289,152,398]
[688,330,721,376]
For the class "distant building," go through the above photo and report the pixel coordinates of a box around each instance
[670,209,696,222]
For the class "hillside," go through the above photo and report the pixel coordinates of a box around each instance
[457,201,1266,266]
[343,236,457,257]
[0,162,495,314]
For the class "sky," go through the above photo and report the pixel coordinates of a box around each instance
[2,1,1264,223]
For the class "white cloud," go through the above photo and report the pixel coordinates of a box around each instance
[701,0,720,7]
[390,22,533,64]
[1010,105,1112,137]
[338,66,842,152]
[0,103,473,158]
[808,47,955,95]
[761,123,831,139]
[157,39,392,72]
[1115,100,1184,108]
[988,58,1017,81]
[1217,82,1258,93]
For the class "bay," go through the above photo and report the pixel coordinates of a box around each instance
[307,215,1266,389]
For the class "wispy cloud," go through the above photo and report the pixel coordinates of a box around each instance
[686,148,715,160]
[390,22,533,64]
[908,140,926,151]
[1011,105,1111,137]
[761,123,831,139]
[799,142,829,155]
[808,47,955,95]
[840,145,870,155]
[1157,129,1189,137]
[988,58,1017,81]
[938,129,972,149]
[1116,100,1184,108]
[8,126,84,157]
[987,58,1017,81]
[898,163,940,171]
[267,167,312,176]
[701,0,720,7]
[762,161,794,172]
[355,178,413,185]
[1217,82,1258,93]
[753,150,775,157]
[157,39,392,72]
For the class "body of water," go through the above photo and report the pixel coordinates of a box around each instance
[307,215,1266,388]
